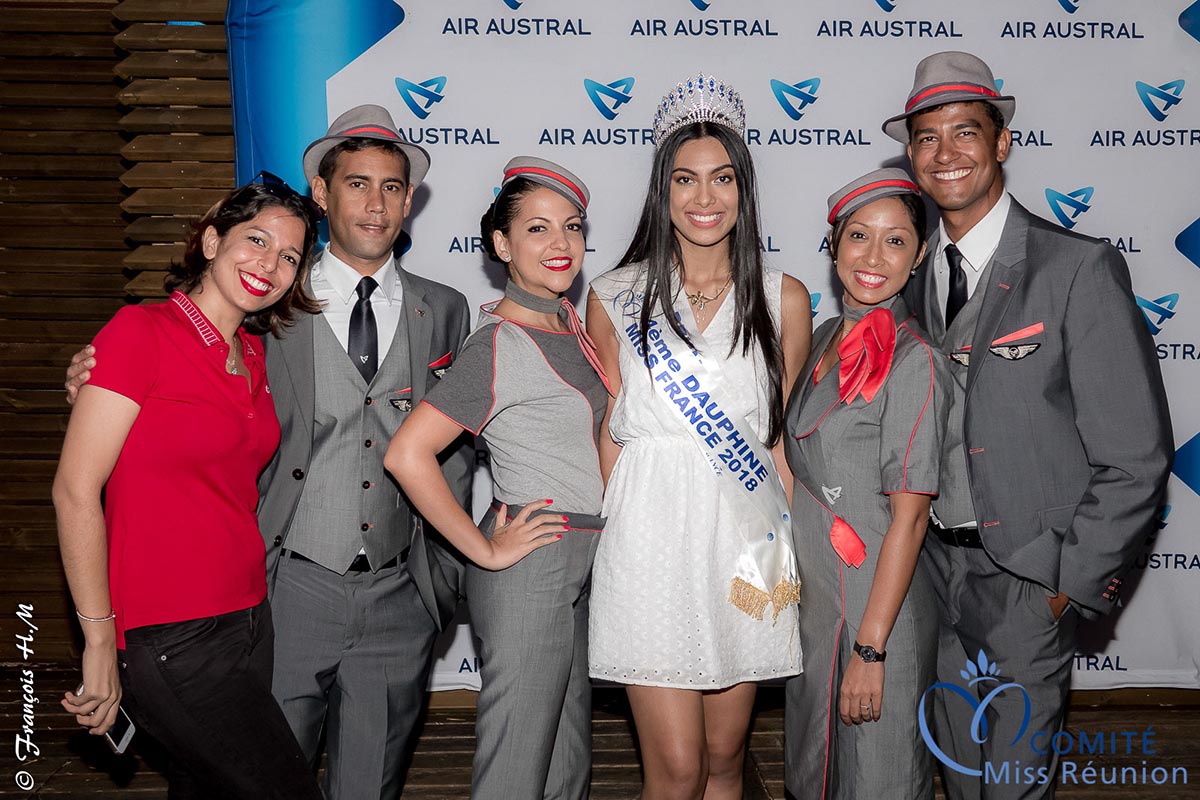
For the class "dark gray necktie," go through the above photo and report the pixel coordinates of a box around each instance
[944,243,968,328]
[348,276,378,382]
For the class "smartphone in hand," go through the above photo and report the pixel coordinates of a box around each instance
[75,682,136,753]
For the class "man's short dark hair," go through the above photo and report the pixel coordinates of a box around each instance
[906,100,1006,143]
[317,139,411,185]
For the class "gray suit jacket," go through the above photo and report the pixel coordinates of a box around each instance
[904,199,1172,615]
[257,264,473,630]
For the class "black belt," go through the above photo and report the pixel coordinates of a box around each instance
[929,522,983,549]
[287,550,402,572]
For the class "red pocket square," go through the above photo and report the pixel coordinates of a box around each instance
[427,352,453,369]
[992,323,1044,346]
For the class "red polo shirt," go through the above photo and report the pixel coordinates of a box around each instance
[88,292,279,648]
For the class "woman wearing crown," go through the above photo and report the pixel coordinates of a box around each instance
[586,75,812,799]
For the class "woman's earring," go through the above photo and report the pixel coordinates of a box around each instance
[910,267,918,276]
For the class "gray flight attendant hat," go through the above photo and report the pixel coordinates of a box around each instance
[882,51,1016,143]
[302,104,431,187]
[826,168,921,225]
[499,156,590,217]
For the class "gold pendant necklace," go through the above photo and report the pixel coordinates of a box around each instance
[685,276,732,313]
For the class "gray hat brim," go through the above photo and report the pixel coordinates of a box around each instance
[302,136,430,189]
[883,94,1016,143]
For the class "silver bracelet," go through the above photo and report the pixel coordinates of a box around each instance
[75,609,116,623]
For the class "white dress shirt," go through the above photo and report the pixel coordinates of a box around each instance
[310,247,404,362]
[934,191,1013,314]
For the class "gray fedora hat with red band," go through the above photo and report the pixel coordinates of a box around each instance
[499,156,590,216]
[302,104,431,187]
[827,168,921,225]
[882,51,1015,143]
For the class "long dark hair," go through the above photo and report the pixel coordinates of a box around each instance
[169,183,321,336]
[616,121,784,445]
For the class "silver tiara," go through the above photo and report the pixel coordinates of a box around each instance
[652,73,747,145]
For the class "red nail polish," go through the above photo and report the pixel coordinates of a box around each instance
[562,516,569,522]
[556,534,563,539]
[545,499,553,505]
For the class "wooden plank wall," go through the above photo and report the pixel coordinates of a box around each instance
[1,0,125,663]
[0,0,230,665]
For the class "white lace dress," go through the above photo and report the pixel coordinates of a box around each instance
[588,265,802,689]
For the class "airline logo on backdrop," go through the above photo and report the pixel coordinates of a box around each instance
[1133,505,1199,573]
[996,77,1055,149]
[1174,432,1200,498]
[1177,217,1200,270]
[628,0,779,37]
[584,77,635,120]
[810,293,821,319]
[538,75,652,147]
[1090,80,1198,148]
[1143,292,1200,362]
[750,77,871,147]
[1045,186,1093,230]
[394,76,446,120]
[441,0,593,36]
[1000,0,1144,40]
[1137,294,1179,337]
[393,75,501,147]
[1136,80,1185,122]
[1183,1,1200,44]
[770,78,820,121]
[815,0,961,39]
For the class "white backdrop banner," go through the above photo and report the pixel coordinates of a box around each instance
[227,0,1200,691]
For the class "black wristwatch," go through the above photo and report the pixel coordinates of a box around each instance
[853,641,887,663]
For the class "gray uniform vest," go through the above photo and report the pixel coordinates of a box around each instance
[931,257,995,527]
[284,312,413,573]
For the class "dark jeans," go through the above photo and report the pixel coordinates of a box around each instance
[119,599,322,800]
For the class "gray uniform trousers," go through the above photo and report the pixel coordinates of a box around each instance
[916,254,1077,800]
[465,504,602,800]
[923,539,1079,799]
[272,553,438,799]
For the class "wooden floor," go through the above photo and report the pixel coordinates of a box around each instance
[3,668,1198,798]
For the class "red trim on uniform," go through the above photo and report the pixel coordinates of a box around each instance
[905,83,1000,112]
[339,125,402,140]
[419,398,483,437]
[427,351,453,369]
[827,179,920,224]
[819,561,847,800]
[503,166,588,209]
[898,320,936,493]
[991,322,1044,346]
[512,323,606,497]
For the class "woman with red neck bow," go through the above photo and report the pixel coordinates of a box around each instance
[782,169,952,800]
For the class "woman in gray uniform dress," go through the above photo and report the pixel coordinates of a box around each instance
[385,157,611,800]
[783,169,952,800]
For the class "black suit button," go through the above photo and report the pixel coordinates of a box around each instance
[365,439,374,448]
[362,480,371,489]
[361,523,370,532]
[292,468,304,480]
[272,536,282,546]
[365,397,373,406]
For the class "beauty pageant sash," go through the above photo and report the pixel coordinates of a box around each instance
[605,284,801,621]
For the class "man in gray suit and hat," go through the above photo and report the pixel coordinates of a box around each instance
[883,52,1171,798]
[67,105,473,798]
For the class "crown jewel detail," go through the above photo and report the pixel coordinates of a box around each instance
[652,73,746,145]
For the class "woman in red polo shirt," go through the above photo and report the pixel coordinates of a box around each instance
[52,177,324,798]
